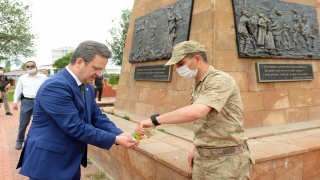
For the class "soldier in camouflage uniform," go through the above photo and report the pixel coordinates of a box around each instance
[136,40,254,179]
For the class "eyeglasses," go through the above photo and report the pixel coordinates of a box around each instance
[26,66,35,68]
[91,65,106,74]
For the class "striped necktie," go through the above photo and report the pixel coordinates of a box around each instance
[79,84,85,104]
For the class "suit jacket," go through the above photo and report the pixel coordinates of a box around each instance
[17,68,123,180]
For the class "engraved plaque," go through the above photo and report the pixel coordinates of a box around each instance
[232,0,320,59]
[134,65,172,81]
[256,62,314,82]
[129,0,193,63]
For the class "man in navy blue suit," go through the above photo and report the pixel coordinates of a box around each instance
[17,41,139,180]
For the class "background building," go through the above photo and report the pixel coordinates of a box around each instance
[51,46,75,64]
[37,64,55,77]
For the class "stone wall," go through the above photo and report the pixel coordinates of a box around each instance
[102,79,117,97]
[88,113,320,180]
[89,144,320,180]
[115,0,320,129]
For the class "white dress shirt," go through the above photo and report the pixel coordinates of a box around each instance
[13,73,48,103]
[66,66,82,86]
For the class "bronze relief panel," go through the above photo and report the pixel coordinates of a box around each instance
[232,0,320,59]
[129,0,193,63]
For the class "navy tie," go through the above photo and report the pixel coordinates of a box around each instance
[79,84,85,104]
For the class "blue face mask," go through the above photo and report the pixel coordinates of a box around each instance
[176,58,199,78]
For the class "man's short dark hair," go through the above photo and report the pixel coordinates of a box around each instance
[0,67,3,70]
[185,51,208,63]
[26,61,36,66]
[70,40,112,65]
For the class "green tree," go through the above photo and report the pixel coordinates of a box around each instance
[106,9,131,66]
[4,60,11,72]
[20,63,26,71]
[108,74,119,86]
[0,0,36,65]
[53,52,73,72]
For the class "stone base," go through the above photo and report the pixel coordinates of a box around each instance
[87,109,320,179]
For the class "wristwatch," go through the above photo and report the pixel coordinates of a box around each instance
[150,114,161,126]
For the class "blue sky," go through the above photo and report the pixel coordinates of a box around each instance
[16,0,134,68]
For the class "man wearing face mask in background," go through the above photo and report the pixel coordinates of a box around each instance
[136,40,254,179]
[12,61,48,150]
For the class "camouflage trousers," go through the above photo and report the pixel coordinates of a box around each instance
[192,150,253,180]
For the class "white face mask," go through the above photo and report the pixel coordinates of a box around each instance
[27,68,37,74]
[176,58,199,79]
[0,71,3,74]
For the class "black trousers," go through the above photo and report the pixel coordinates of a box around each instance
[94,85,103,101]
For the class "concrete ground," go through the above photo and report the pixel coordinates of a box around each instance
[0,97,115,180]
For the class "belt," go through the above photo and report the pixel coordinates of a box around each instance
[196,143,248,157]
[24,97,35,100]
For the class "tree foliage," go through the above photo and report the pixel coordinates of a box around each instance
[52,52,73,72]
[107,74,119,86]
[0,0,36,65]
[106,9,131,66]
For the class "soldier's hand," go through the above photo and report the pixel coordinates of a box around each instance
[188,148,196,171]
[135,119,154,136]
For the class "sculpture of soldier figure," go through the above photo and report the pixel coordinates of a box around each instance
[290,9,302,50]
[281,21,291,50]
[237,10,253,55]
[257,13,267,49]
[293,9,302,26]
[301,13,316,51]
[269,15,284,51]
[165,5,182,49]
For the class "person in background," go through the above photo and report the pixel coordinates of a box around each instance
[93,75,105,101]
[0,67,13,115]
[16,41,139,180]
[41,69,48,76]
[135,40,254,180]
[12,61,48,150]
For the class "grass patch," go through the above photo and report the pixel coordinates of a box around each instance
[85,172,107,180]
[9,86,15,90]
[8,91,14,102]
[87,158,92,165]
[123,114,130,120]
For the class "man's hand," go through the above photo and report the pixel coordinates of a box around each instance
[188,147,196,171]
[12,103,18,111]
[115,134,139,148]
[135,119,154,136]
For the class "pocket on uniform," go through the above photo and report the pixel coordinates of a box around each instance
[36,140,68,154]
[247,144,255,164]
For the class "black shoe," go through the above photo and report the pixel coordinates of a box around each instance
[6,112,13,115]
[15,143,22,150]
